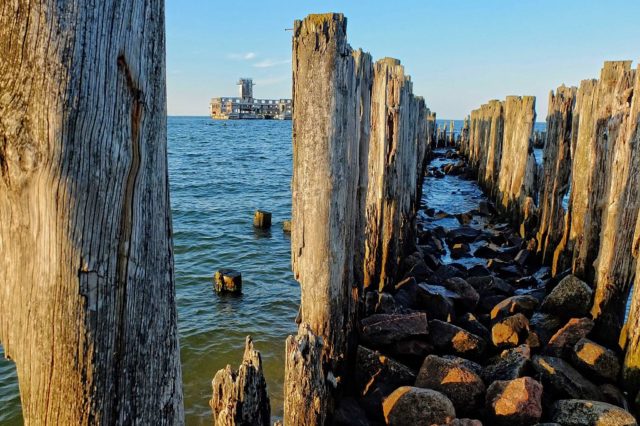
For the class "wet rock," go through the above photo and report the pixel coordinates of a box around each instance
[456,212,474,226]
[467,264,491,277]
[492,314,530,349]
[415,355,486,416]
[355,346,416,417]
[482,345,531,383]
[428,264,466,284]
[550,399,637,426]
[393,277,418,309]
[428,320,486,359]
[388,339,434,363]
[467,275,514,298]
[545,317,594,358]
[456,312,490,341]
[572,338,620,382]
[451,242,471,259]
[447,226,482,244]
[478,200,494,216]
[474,242,502,259]
[382,386,456,426]
[540,274,593,318]
[400,255,433,283]
[529,312,563,346]
[441,355,484,377]
[485,377,543,426]
[443,277,480,311]
[360,312,428,346]
[532,355,602,401]
[490,295,539,321]
[282,220,292,233]
[514,249,535,269]
[416,283,456,320]
[365,291,401,316]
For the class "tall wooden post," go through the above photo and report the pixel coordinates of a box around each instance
[0,1,183,424]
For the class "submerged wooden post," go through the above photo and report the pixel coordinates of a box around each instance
[591,63,639,342]
[536,86,576,267]
[0,2,183,424]
[287,13,362,424]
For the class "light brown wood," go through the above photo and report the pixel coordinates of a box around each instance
[0,1,183,424]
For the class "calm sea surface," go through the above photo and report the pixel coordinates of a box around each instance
[0,117,299,425]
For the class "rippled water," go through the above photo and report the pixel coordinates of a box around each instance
[0,117,299,425]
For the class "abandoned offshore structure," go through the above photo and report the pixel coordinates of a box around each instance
[209,78,292,120]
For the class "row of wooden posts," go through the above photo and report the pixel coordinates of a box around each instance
[459,60,640,396]
[284,13,437,424]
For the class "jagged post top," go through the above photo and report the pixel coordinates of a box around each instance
[294,13,347,44]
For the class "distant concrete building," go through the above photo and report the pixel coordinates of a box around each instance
[210,78,292,120]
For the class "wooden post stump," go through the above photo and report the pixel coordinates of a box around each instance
[282,220,292,233]
[253,210,272,229]
[214,269,242,294]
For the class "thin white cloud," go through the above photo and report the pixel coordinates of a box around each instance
[253,58,291,68]
[228,52,256,60]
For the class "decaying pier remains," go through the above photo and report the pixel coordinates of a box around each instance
[461,61,640,396]
[286,13,432,424]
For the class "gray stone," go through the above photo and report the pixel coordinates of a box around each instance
[382,387,456,426]
[572,338,620,382]
[428,320,486,359]
[551,399,637,426]
[485,377,543,426]
[360,313,428,346]
[482,345,531,383]
[541,274,593,318]
[532,355,602,401]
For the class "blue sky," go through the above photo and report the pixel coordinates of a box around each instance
[166,0,640,119]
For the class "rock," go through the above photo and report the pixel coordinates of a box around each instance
[334,397,370,426]
[456,312,490,341]
[532,355,602,401]
[415,355,486,416]
[550,399,637,426]
[443,277,480,310]
[364,291,400,315]
[428,264,466,284]
[541,274,593,318]
[387,339,434,362]
[447,226,482,244]
[253,209,272,229]
[282,219,292,233]
[529,312,563,346]
[382,387,456,426]
[401,257,433,283]
[479,200,493,216]
[416,283,456,320]
[545,317,594,358]
[214,269,242,294]
[482,345,531,383]
[456,212,474,226]
[514,249,534,268]
[210,336,270,426]
[492,314,530,349]
[600,383,628,409]
[490,295,539,321]
[428,320,486,359]
[436,419,482,426]
[441,355,484,377]
[485,377,543,426]
[355,346,416,417]
[467,275,514,298]
[474,242,502,259]
[572,338,620,382]
[451,242,471,259]
[467,264,491,277]
[360,313,428,346]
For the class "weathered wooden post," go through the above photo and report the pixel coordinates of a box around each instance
[286,13,363,424]
[482,101,505,198]
[536,86,576,267]
[590,63,639,342]
[363,58,420,292]
[496,96,537,234]
[0,1,183,424]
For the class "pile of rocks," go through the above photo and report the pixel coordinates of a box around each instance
[341,151,637,425]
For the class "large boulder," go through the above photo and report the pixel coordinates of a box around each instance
[482,345,531,383]
[529,312,563,346]
[545,317,594,358]
[447,226,482,244]
[382,386,456,426]
[416,284,456,320]
[442,277,480,310]
[491,314,530,349]
[355,346,416,418]
[360,313,428,346]
[456,312,490,341]
[541,274,593,318]
[550,399,637,426]
[572,338,620,382]
[467,275,514,298]
[428,320,486,359]
[415,355,486,416]
[490,295,538,321]
[532,355,602,401]
[485,377,543,426]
